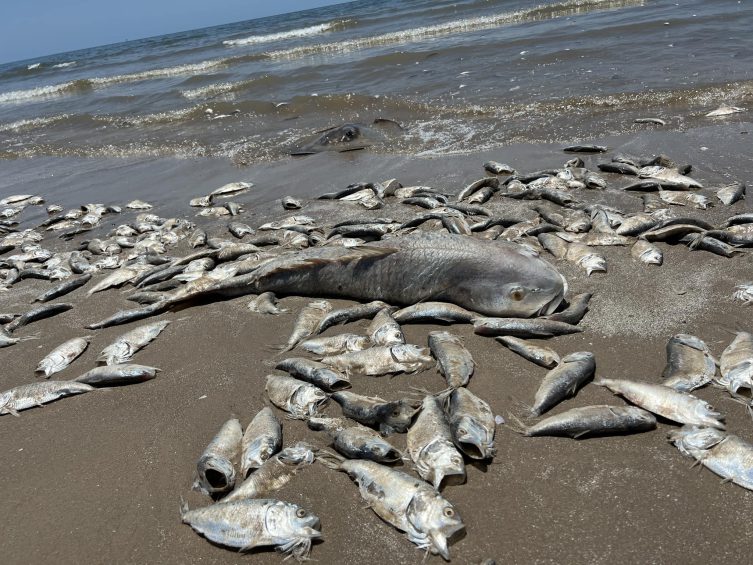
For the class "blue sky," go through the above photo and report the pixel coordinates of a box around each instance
[0,1,351,64]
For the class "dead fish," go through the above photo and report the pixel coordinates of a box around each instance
[444,387,495,459]
[317,452,464,560]
[368,308,404,346]
[275,357,350,392]
[265,375,328,419]
[189,195,213,208]
[563,144,608,153]
[35,337,90,378]
[32,273,91,303]
[544,293,592,325]
[189,229,207,248]
[225,442,316,502]
[321,344,432,377]
[392,302,476,324]
[733,283,753,305]
[5,303,73,333]
[308,416,401,462]
[510,405,656,438]
[661,334,716,392]
[495,336,560,369]
[706,104,745,117]
[328,223,393,240]
[634,117,666,126]
[193,418,242,496]
[126,199,152,210]
[228,222,255,239]
[180,498,320,559]
[331,391,421,435]
[210,181,252,197]
[240,407,282,478]
[616,213,659,236]
[408,395,466,488]
[247,292,288,315]
[281,196,302,210]
[716,182,746,206]
[472,317,581,338]
[74,363,159,386]
[87,265,149,295]
[300,333,371,356]
[669,425,753,491]
[594,378,724,429]
[683,233,743,258]
[97,320,170,365]
[659,190,711,209]
[457,177,499,202]
[0,381,95,416]
[717,332,753,399]
[85,301,168,330]
[631,239,663,265]
[484,161,516,175]
[639,166,702,189]
[281,300,332,352]
[531,352,595,416]
[565,242,606,275]
[428,331,475,388]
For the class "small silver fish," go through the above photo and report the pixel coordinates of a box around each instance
[193,418,243,496]
[240,407,282,478]
[35,336,90,378]
[265,375,328,419]
[0,381,95,416]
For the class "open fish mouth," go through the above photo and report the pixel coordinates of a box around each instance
[537,274,568,316]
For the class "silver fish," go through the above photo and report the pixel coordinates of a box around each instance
[308,416,402,462]
[532,351,595,416]
[321,344,432,377]
[473,317,582,338]
[74,364,159,386]
[97,320,170,365]
[565,242,606,276]
[331,391,421,435]
[274,357,350,392]
[510,405,656,438]
[300,333,371,356]
[240,407,282,478]
[594,377,724,429]
[317,453,464,560]
[180,498,320,559]
[35,336,90,378]
[444,387,495,459]
[392,302,476,324]
[661,334,716,392]
[631,239,663,265]
[281,196,302,210]
[368,307,404,346]
[225,442,315,502]
[265,375,328,419]
[0,381,95,416]
[669,425,753,491]
[193,418,243,496]
[495,336,560,369]
[281,300,331,352]
[717,332,753,399]
[733,283,753,305]
[428,331,475,388]
[408,395,466,488]
[209,181,252,197]
[247,292,288,315]
[716,182,745,206]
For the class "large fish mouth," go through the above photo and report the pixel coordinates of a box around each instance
[537,274,568,316]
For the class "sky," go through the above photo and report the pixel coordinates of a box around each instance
[0,0,351,64]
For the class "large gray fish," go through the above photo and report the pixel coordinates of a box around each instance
[407,396,466,488]
[669,426,753,491]
[171,233,566,318]
[0,381,95,416]
[317,452,464,560]
[180,498,320,559]
[193,418,243,497]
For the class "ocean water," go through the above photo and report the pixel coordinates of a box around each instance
[0,0,750,164]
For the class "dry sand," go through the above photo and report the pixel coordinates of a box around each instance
[1,123,753,564]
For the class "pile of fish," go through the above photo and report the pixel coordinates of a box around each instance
[1,144,752,562]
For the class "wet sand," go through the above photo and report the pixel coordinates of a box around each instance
[1,122,753,564]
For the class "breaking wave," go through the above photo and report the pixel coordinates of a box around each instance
[223,20,350,46]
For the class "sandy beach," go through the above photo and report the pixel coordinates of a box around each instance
[0,119,752,564]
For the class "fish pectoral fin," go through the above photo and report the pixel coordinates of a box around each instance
[5,406,20,417]
[571,430,591,440]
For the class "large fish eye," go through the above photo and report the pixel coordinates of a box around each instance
[443,507,455,518]
[509,287,525,301]
[457,427,467,436]
[296,508,307,518]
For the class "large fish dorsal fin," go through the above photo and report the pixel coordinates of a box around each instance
[256,245,398,281]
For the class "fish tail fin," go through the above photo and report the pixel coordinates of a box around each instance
[316,449,345,471]
[179,497,189,519]
[504,410,529,436]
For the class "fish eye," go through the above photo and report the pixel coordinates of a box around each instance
[451,456,462,465]
[296,508,307,518]
[509,287,525,301]
[392,409,402,417]
[457,428,467,436]
[443,507,455,517]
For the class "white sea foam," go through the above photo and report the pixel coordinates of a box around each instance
[26,63,41,70]
[52,61,76,68]
[223,22,342,47]
[266,0,644,60]
[0,114,70,132]
[90,59,226,87]
[0,81,83,104]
